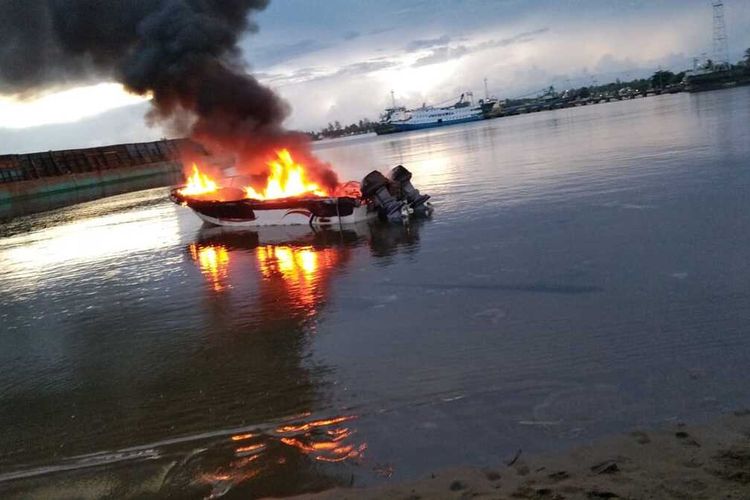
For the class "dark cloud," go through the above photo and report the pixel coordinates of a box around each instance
[412,27,549,67]
[0,0,340,190]
[406,35,452,52]
[343,31,360,40]
[0,1,270,95]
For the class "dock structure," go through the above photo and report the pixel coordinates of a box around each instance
[0,139,199,205]
[485,88,656,118]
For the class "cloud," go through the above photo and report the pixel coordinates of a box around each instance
[594,54,640,75]
[406,35,452,52]
[7,0,750,149]
[248,39,332,68]
[367,27,398,36]
[259,59,400,88]
[334,60,399,77]
[257,67,327,86]
[412,27,549,67]
[486,27,550,47]
[412,46,470,67]
[256,68,314,85]
[0,102,164,153]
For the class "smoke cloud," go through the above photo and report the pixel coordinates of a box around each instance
[0,0,338,189]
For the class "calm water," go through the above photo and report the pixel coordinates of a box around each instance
[1,89,749,498]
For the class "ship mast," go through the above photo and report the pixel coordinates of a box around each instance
[484,77,489,100]
[390,90,396,109]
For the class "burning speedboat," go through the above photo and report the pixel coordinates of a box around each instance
[170,150,433,227]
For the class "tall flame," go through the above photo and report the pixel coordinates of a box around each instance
[180,163,217,196]
[245,149,328,200]
[179,149,331,201]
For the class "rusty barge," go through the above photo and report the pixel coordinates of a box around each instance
[0,139,204,220]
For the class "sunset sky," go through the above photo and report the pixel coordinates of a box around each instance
[1,0,749,153]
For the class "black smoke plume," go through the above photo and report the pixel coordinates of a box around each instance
[0,0,338,189]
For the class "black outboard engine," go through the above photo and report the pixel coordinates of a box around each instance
[387,165,432,216]
[361,170,407,223]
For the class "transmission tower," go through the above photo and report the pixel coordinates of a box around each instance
[712,1,730,67]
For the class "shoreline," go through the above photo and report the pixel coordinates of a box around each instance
[296,411,750,499]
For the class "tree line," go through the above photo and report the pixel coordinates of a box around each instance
[306,119,376,140]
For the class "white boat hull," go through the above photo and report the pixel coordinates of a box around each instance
[192,204,377,228]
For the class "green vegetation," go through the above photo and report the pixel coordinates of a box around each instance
[650,70,686,89]
[306,119,376,140]
[508,71,684,106]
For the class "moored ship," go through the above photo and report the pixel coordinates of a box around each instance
[375,92,492,135]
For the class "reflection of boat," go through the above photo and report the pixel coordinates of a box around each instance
[0,216,428,500]
[177,222,424,495]
[171,165,433,227]
[4,228,407,499]
[187,222,422,278]
[171,225,405,497]
[186,221,424,294]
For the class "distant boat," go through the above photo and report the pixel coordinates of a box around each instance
[683,65,750,93]
[375,92,493,135]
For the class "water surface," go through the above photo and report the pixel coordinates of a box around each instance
[1,88,749,498]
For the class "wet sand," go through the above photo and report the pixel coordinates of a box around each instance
[297,411,750,499]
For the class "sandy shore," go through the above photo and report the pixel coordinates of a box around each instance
[294,411,750,499]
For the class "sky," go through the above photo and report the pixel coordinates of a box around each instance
[1,0,749,154]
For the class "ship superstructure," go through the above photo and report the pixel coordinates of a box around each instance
[375,92,491,135]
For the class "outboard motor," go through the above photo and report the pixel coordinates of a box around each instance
[361,170,408,223]
[387,165,433,216]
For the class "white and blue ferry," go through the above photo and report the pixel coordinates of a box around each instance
[375,92,492,135]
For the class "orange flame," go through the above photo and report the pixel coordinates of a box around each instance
[245,149,328,200]
[179,150,332,201]
[180,163,218,196]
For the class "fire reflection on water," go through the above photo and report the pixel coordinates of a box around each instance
[180,236,361,496]
[256,245,342,312]
[188,243,230,292]
[275,415,365,463]
[173,414,365,498]
[186,240,345,305]
[185,223,420,300]
[174,224,421,497]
